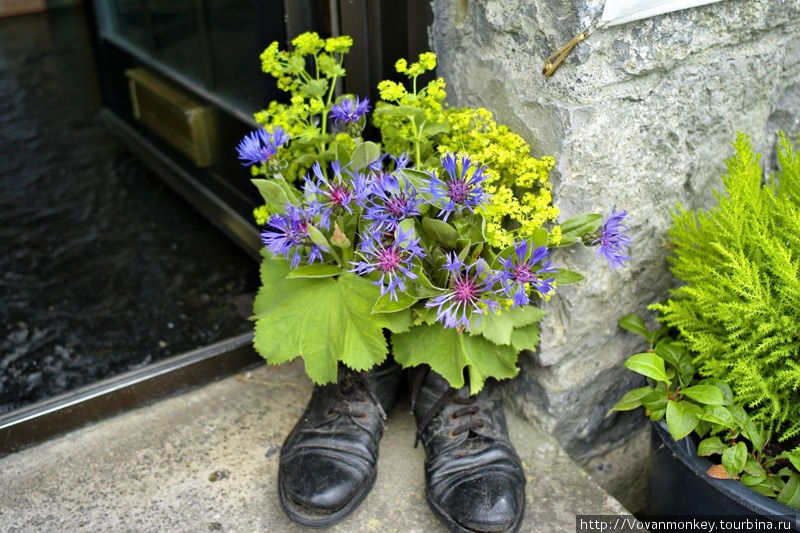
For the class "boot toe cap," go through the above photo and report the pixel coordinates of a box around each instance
[280,455,366,512]
[442,476,523,532]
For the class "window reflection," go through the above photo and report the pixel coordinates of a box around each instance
[97,0,266,112]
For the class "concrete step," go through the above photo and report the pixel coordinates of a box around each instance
[0,360,627,532]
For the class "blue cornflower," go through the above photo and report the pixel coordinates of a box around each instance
[260,205,323,268]
[303,161,365,230]
[365,153,409,192]
[350,228,425,301]
[426,254,500,330]
[498,241,557,307]
[594,208,632,269]
[362,177,422,231]
[428,154,490,221]
[330,96,371,128]
[236,126,289,166]
[367,152,409,176]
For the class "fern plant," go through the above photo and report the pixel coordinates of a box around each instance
[651,133,800,443]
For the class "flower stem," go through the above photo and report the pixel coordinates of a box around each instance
[410,115,422,167]
[318,58,343,160]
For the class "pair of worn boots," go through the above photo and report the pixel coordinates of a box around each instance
[278,360,526,532]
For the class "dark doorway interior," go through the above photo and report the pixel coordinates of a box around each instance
[0,8,257,414]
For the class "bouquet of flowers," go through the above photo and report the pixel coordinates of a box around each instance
[241,32,631,392]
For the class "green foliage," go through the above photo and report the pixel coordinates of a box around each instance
[612,316,800,508]
[391,324,519,394]
[650,133,800,443]
[392,304,544,393]
[252,256,410,384]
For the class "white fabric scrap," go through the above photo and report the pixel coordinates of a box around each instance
[599,0,724,27]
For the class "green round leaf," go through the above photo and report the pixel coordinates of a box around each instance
[741,473,768,487]
[699,405,735,427]
[682,385,725,405]
[609,386,654,412]
[624,353,671,384]
[744,457,766,477]
[697,436,726,456]
[392,325,519,394]
[552,268,584,285]
[421,217,459,248]
[351,141,381,170]
[618,313,650,339]
[721,441,748,477]
[665,400,701,441]
[559,213,603,238]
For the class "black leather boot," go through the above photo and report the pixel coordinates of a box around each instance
[278,359,402,527]
[411,366,526,533]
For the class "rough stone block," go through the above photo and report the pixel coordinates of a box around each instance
[430,0,800,507]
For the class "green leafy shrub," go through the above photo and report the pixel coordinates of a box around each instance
[651,133,800,443]
[612,316,800,508]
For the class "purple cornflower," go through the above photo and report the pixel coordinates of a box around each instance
[498,241,557,306]
[594,208,632,269]
[428,154,490,221]
[236,126,289,166]
[260,204,323,268]
[426,254,500,330]
[330,96,371,127]
[303,161,364,230]
[362,177,422,231]
[350,228,425,301]
[365,153,409,192]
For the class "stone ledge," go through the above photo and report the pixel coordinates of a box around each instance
[0,360,628,532]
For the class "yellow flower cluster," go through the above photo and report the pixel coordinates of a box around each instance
[253,100,318,182]
[333,132,356,154]
[377,80,408,102]
[394,52,437,76]
[438,109,559,248]
[259,42,283,76]
[252,205,270,225]
[375,51,560,249]
[324,35,353,53]
[290,32,325,55]
[252,31,361,184]
[423,78,447,107]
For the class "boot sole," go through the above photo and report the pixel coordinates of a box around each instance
[278,469,377,528]
[425,487,525,533]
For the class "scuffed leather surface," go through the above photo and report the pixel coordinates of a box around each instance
[279,360,402,519]
[412,368,526,533]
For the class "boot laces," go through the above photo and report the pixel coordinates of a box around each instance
[412,367,486,447]
[321,367,387,425]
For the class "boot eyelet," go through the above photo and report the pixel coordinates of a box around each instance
[448,430,458,439]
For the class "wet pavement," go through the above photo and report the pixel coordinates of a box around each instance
[0,8,256,414]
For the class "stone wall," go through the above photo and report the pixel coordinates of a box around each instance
[430,0,800,509]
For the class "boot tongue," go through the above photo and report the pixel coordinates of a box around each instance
[411,368,458,418]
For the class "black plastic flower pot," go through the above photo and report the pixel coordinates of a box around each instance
[648,421,799,530]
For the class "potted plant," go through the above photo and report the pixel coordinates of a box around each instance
[237,32,632,531]
[611,134,800,529]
